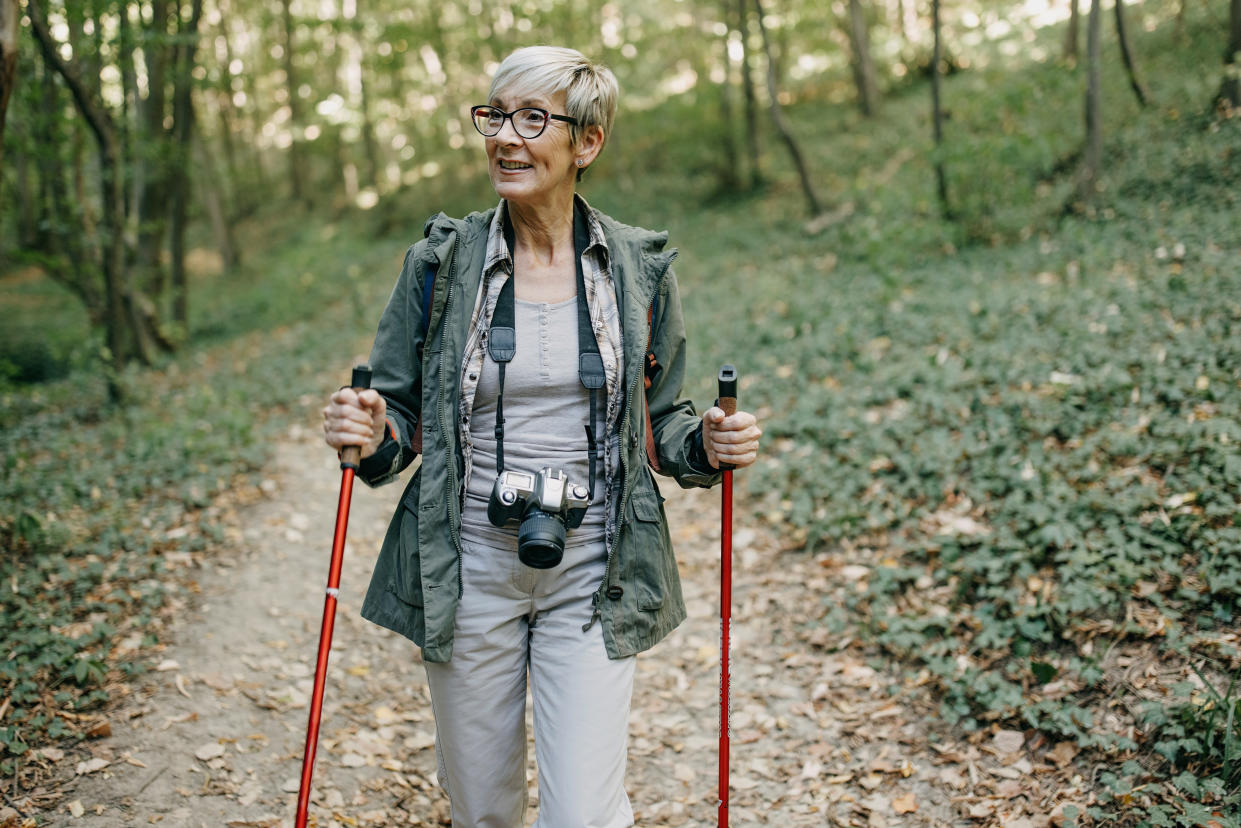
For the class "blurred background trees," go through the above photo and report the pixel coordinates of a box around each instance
[0,0,1236,383]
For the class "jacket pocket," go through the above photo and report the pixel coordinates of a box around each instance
[389,476,424,608]
[628,490,672,612]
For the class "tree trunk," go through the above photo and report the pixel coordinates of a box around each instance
[358,62,381,187]
[212,3,250,218]
[15,139,36,245]
[932,0,951,219]
[0,0,18,163]
[1076,0,1103,206]
[847,0,879,116]
[753,0,823,216]
[236,2,268,197]
[34,63,97,312]
[119,3,137,221]
[1114,0,1149,106]
[281,0,308,205]
[1219,0,1241,109]
[28,0,129,397]
[1064,0,1080,62]
[738,0,762,188]
[717,10,741,193]
[169,0,203,331]
[195,135,239,269]
[134,0,171,305]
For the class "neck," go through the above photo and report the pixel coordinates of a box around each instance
[507,192,576,266]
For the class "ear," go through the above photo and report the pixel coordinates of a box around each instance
[574,124,606,169]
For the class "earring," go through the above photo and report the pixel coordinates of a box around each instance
[576,159,584,167]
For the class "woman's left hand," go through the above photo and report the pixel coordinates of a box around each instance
[701,407,762,469]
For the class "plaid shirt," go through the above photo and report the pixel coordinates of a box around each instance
[456,196,626,544]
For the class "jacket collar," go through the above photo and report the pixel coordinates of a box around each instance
[418,202,677,337]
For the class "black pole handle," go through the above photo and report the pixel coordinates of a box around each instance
[716,365,738,472]
[717,365,737,416]
[340,364,373,470]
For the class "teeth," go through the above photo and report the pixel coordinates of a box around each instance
[499,160,530,170]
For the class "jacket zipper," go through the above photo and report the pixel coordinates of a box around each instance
[583,257,675,633]
[437,243,465,599]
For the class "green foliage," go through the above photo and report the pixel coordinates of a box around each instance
[700,100,1241,808]
[1141,661,1241,803]
[640,6,1241,819]
[0,262,93,387]
[0,205,404,755]
[1,0,1238,819]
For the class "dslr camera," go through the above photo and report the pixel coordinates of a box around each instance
[487,468,590,569]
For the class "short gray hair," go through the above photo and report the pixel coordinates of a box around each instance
[489,46,619,151]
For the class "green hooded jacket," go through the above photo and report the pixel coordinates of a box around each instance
[356,205,720,663]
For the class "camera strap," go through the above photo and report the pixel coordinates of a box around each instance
[488,202,604,498]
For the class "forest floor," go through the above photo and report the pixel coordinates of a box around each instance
[14,421,1087,827]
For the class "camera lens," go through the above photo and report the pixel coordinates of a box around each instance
[517,511,565,569]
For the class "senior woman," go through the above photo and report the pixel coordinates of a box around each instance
[323,46,761,827]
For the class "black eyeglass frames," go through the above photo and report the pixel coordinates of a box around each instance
[470,105,578,139]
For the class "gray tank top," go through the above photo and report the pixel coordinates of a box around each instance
[461,297,614,549]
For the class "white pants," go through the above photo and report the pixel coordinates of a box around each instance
[424,534,636,828]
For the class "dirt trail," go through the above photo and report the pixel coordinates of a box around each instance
[40,424,1025,827]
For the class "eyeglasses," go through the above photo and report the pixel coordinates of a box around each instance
[470,105,578,139]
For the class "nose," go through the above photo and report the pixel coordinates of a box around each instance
[494,115,523,144]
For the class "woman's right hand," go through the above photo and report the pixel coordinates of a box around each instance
[322,388,387,460]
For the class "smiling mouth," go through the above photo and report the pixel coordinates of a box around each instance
[498,160,532,171]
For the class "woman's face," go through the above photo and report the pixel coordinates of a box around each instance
[484,88,579,208]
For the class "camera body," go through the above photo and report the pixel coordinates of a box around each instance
[487,468,591,569]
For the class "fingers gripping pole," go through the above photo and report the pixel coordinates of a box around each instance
[717,364,737,828]
[296,364,371,827]
[339,364,373,470]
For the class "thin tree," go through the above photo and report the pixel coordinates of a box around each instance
[132,0,173,326]
[0,0,17,163]
[931,0,951,218]
[753,0,823,216]
[847,0,879,116]
[717,7,742,193]
[194,135,239,269]
[1064,0,1080,62]
[211,0,263,218]
[281,0,308,205]
[1076,0,1103,205]
[169,0,204,329]
[1219,0,1241,109]
[1114,0,1149,106]
[738,0,763,188]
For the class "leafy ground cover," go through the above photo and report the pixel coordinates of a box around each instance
[3,4,1239,823]
[662,17,1240,824]
[613,9,1241,821]
[0,206,409,784]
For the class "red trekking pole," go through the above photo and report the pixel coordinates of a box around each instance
[716,364,738,828]
[295,364,371,827]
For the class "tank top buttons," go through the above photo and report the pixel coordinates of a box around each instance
[539,303,551,380]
